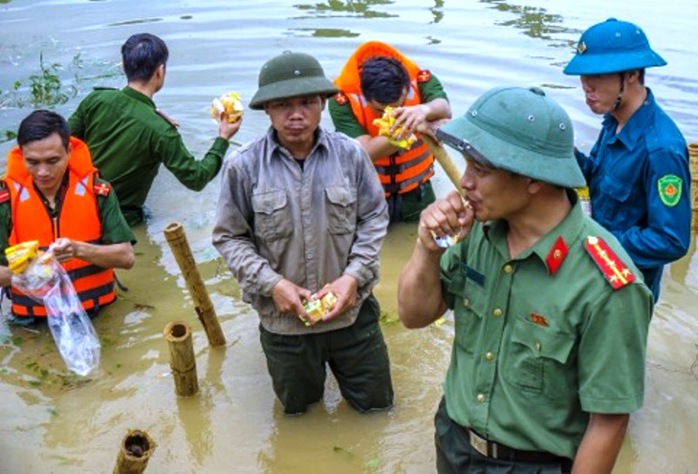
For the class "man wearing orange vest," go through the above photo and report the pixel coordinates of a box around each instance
[329,41,451,222]
[0,110,136,326]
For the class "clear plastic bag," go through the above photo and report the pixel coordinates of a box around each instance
[11,248,101,376]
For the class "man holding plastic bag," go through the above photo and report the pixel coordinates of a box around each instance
[0,110,136,374]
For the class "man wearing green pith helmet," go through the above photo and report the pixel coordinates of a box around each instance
[213,51,393,415]
[564,18,691,304]
[398,86,652,472]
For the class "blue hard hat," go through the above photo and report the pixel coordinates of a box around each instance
[563,18,666,75]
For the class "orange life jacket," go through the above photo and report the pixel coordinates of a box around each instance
[4,137,116,317]
[334,41,434,196]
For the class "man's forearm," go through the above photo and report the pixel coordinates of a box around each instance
[398,239,446,328]
[572,413,629,474]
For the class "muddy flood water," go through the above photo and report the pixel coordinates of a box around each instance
[1,0,697,473]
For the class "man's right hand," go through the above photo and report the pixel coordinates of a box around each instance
[271,278,313,319]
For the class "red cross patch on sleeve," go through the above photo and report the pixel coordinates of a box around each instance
[545,236,568,275]
[416,70,432,83]
[0,187,9,203]
[333,92,348,106]
[93,182,111,196]
[584,236,635,290]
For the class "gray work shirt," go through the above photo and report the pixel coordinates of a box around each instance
[213,127,389,335]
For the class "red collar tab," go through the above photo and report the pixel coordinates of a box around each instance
[584,236,635,290]
[416,69,431,83]
[334,92,349,106]
[0,188,9,203]
[545,236,568,275]
[93,182,111,196]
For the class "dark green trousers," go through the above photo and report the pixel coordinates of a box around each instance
[260,294,393,415]
[387,180,436,223]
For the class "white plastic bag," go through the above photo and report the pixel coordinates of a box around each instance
[11,248,101,376]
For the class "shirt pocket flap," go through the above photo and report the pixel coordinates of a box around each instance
[601,172,633,203]
[252,190,287,215]
[511,319,575,364]
[325,186,356,208]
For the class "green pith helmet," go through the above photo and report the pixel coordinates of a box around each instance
[437,86,585,188]
[563,18,666,75]
[249,51,339,110]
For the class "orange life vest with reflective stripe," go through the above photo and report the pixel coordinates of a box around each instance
[4,137,115,317]
[334,41,434,196]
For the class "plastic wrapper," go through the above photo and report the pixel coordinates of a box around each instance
[372,105,418,150]
[299,288,338,326]
[10,247,101,376]
[210,92,244,123]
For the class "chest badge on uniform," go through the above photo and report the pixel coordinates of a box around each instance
[584,236,635,290]
[530,313,549,327]
[657,174,682,207]
[545,236,568,275]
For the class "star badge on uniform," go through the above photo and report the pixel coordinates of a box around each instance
[417,70,431,83]
[334,92,348,106]
[577,41,587,54]
[93,182,111,196]
[657,174,682,207]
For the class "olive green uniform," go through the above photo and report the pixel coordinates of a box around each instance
[438,200,652,463]
[69,87,228,226]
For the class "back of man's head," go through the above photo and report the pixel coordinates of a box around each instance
[121,33,169,83]
[17,110,70,150]
[360,56,409,105]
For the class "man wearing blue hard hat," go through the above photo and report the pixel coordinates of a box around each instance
[564,18,691,303]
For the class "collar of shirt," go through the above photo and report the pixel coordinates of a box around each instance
[482,193,585,273]
[122,86,156,109]
[601,87,657,151]
[266,127,328,161]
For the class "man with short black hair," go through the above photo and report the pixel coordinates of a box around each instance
[69,33,242,226]
[1,110,135,325]
[329,41,451,222]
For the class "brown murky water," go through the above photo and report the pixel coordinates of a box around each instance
[1,1,697,472]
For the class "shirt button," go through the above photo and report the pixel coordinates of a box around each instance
[503,264,513,274]
[485,352,495,361]
[476,393,486,403]
[493,308,503,317]
[463,298,470,307]
[535,342,542,352]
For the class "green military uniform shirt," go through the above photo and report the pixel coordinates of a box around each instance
[69,86,228,226]
[0,178,136,266]
[439,200,652,459]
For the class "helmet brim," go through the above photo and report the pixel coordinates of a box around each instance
[563,49,666,75]
[249,76,339,110]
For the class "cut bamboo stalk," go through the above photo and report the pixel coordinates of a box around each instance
[688,143,698,233]
[423,135,464,196]
[164,222,226,346]
[113,429,156,474]
[164,321,199,397]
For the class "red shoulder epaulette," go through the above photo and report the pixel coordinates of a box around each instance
[0,187,9,204]
[416,69,431,83]
[93,181,111,197]
[584,236,635,290]
[333,92,348,106]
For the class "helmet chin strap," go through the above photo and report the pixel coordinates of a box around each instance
[610,72,626,112]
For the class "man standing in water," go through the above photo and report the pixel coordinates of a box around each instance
[0,110,135,325]
[329,41,451,222]
[69,33,242,226]
[213,51,393,415]
[398,86,652,472]
[564,18,690,302]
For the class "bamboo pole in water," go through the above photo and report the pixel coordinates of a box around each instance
[423,135,464,196]
[164,222,226,347]
[113,429,156,474]
[164,321,199,397]
[689,143,698,233]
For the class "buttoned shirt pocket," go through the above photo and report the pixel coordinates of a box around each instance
[325,186,357,235]
[252,190,293,242]
[506,317,576,399]
[594,171,643,228]
[448,270,486,354]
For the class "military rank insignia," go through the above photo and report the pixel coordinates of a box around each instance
[93,182,111,196]
[584,236,635,290]
[545,236,568,275]
[417,70,431,83]
[333,92,348,106]
[657,174,682,207]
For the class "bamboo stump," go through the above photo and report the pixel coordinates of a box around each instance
[113,429,156,474]
[689,143,698,233]
[164,222,226,346]
[164,321,199,397]
[423,135,464,196]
